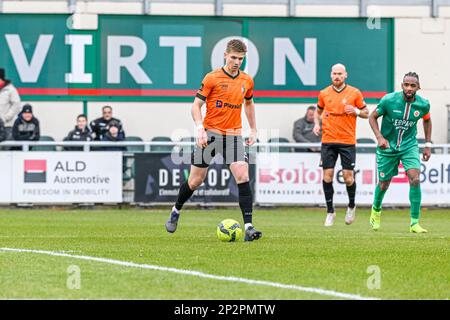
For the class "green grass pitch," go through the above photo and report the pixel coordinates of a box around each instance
[0,208,449,299]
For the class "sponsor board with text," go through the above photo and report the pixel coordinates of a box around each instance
[134,153,255,203]
[11,152,123,203]
[256,153,376,204]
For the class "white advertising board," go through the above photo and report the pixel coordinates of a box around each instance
[255,152,450,206]
[255,153,377,205]
[0,153,12,203]
[11,152,123,203]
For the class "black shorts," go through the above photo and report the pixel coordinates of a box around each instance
[191,131,248,168]
[320,143,356,170]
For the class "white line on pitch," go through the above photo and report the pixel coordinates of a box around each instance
[0,247,379,300]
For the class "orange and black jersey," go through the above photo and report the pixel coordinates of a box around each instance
[317,84,366,145]
[196,67,254,135]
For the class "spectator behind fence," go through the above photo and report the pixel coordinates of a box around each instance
[63,114,94,151]
[0,118,7,142]
[0,68,21,140]
[90,105,125,141]
[100,120,126,151]
[293,105,321,152]
[12,104,40,144]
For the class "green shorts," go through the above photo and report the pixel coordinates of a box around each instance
[376,145,420,181]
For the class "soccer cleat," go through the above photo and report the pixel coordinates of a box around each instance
[165,207,180,233]
[324,212,336,227]
[345,206,356,225]
[410,224,428,233]
[370,208,381,231]
[244,226,262,241]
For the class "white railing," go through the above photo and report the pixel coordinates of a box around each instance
[0,141,448,153]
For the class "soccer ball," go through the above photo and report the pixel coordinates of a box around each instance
[216,219,242,242]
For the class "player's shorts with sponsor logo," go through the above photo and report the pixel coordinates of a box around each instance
[376,145,420,181]
[191,130,248,168]
[320,143,356,170]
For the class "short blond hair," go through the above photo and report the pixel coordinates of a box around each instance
[226,39,247,53]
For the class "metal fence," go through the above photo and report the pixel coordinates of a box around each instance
[1,0,450,17]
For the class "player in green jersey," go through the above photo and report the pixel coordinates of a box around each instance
[368,72,432,233]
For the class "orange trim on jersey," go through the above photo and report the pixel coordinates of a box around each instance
[422,112,431,120]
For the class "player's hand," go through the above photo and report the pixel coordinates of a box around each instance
[344,105,357,115]
[422,147,431,161]
[376,135,389,149]
[313,124,321,136]
[196,128,208,148]
[246,129,257,146]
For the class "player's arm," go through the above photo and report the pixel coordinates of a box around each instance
[313,91,326,136]
[369,109,389,149]
[344,105,369,118]
[344,90,369,118]
[191,97,207,148]
[313,106,323,136]
[244,98,257,146]
[422,114,432,161]
[193,74,214,148]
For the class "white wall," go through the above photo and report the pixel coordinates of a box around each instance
[395,18,450,143]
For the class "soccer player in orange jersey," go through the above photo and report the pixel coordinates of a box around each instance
[165,39,262,241]
[313,64,369,227]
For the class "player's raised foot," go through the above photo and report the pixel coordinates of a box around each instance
[370,207,381,231]
[244,226,262,241]
[345,206,356,225]
[165,206,180,233]
[410,223,428,233]
[324,212,336,227]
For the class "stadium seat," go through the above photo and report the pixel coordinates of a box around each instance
[150,136,173,153]
[267,137,292,152]
[356,137,376,153]
[125,136,145,153]
[32,135,57,151]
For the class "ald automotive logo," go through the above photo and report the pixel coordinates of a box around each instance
[24,160,46,183]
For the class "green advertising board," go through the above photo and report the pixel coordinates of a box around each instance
[0,14,393,102]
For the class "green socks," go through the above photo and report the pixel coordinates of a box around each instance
[410,184,422,226]
[372,184,387,211]
[373,183,422,226]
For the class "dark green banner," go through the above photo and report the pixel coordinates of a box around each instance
[0,14,393,102]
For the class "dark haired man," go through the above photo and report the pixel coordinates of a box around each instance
[90,106,124,141]
[369,72,432,233]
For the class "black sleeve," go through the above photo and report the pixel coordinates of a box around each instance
[0,120,6,142]
[12,120,19,140]
[117,119,125,139]
[64,130,74,141]
[32,119,40,141]
[196,93,206,101]
[90,119,98,134]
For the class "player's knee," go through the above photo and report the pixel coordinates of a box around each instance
[323,171,334,183]
[188,176,204,190]
[235,174,249,184]
[343,174,354,185]
[379,181,390,191]
[409,175,420,186]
